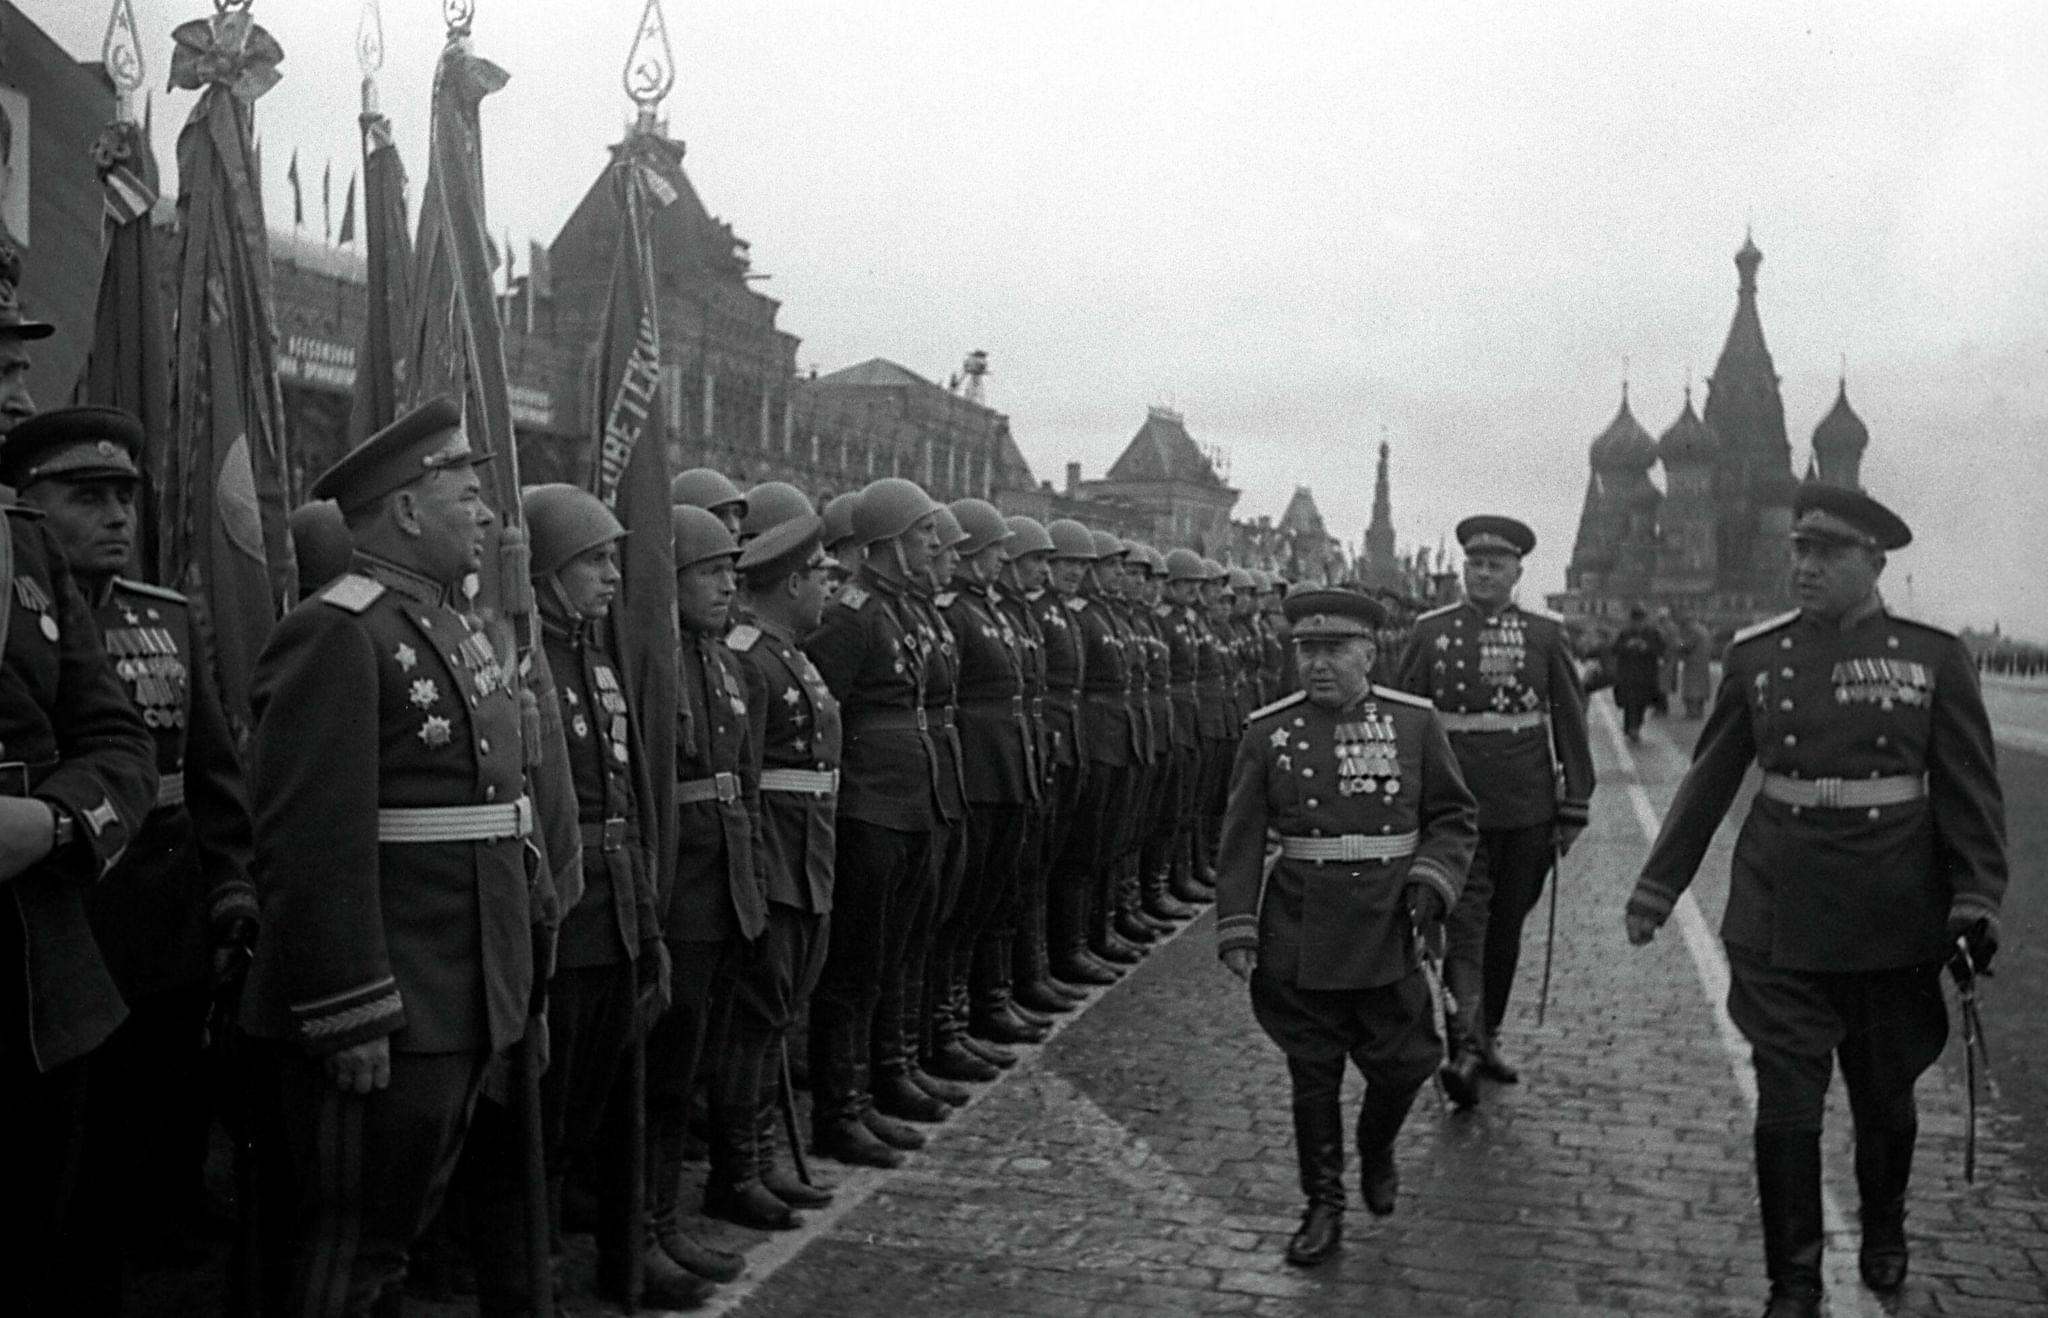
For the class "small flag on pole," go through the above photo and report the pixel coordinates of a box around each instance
[287,148,302,227]
[337,170,357,246]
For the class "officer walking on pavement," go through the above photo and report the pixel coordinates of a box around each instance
[1217,588,1476,1268]
[1395,515,1594,1107]
[1625,483,2007,1318]
[240,396,534,1317]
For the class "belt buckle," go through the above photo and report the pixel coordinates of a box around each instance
[715,772,739,804]
[914,709,928,733]
[1815,778,1843,809]
[601,817,627,851]
[0,760,26,797]
[1338,835,1366,862]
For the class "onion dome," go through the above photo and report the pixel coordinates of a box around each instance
[1589,385,1656,471]
[1656,390,1720,466]
[1811,381,1869,460]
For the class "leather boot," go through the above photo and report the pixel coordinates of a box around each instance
[1438,1016,1483,1111]
[649,1114,745,1283]
[1012,871,1086,1009]
[1143,865,1198,922]
[924,979,1001,1084]
[1114,862,1164,944]
[1755,1129,1825,1318]
[702,1103,798,1231]
[1168,837,1212,904]
[873,973,952,1125]
[811,1018,904,1170]
[756,1106,834,1209]
[911,1067,973,1107]
[970,937,1053,1045]
[1093,875,1147,963]
[1854,1122,1915,1293]
[1284,1070,1346,1267]
[596,1242,716,1312]
[1475,1033,1520,1084]
[953,982,1018,1068]
[1051,884,1120,984]
[1356,1083,1419,1216]
[859,1105,927,1152]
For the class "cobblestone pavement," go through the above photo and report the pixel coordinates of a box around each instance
[698,701,2048,1318]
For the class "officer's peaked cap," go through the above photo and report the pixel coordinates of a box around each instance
[1456,514,1536,558]
[737,511,825,582]
[1790,480,1911,551]
[310,396,491,514]
[1284,587,1387,638]
[1,405,144,487]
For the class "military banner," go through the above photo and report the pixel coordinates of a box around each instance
[347,96,412,444]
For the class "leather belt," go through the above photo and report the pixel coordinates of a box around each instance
[579,817,630,851]
[759,768,839,795]
[1030,696,1045,720]
[846,708,928,734]
[154,771,186,811]
[675,771,741,805]
[377,796,532,843]
[922,707,956,731]
[960,697,1025,716]
[1760,773,1927,810]
[1439,710,1548,734]
[1277,831,1420,863]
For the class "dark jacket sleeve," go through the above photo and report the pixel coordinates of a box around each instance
[1214,730,1270,958]
[1628,646,1756,924]
[248,605,401,1054]
[1407,712,1478,909]
[1545,624,1596,826]
[1928,641,2008,934]
[522,642,582,933]
[803,603,867,703]
[1391,629,1428,699]
[181,625,257,934]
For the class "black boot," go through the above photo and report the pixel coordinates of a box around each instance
[1143,865,1199,922]
[756,1106,834,1210]
[911,1067,973,1107]
[1438,1014,1483,1111]
[1012,875,1087,1009]
[1854,1122,1915,1293]
[649,1113,745,1283]
[702,1103,799,1231]
[811,1018,904,1170]
[1475,1033,1520,1084]
[970,937,1052,1045]
[1113,861,1164,945]
[1051,884,1120,984]
[859,1105,927,1152]
[595,1242,717,1312]
[924,978,1001,1084]
[873,973,953,1125]
[1355,1083,1419,1216]
[1284,1069,1346,1267]
[1093,873,1148,962]
[1755,1129,1825,1318]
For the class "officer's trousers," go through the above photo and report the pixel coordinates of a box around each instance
[1442,822,1555,1046]
[1,1038,85,1316]
[812,819,931,1118]
[646,937,740,1122]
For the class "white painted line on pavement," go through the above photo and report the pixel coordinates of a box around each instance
[1993,724,2048,756]
[1598,703,1879,1318]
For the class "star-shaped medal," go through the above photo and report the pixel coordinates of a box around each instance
[409,678,440,709]
[782,687,802,708]
[418,715,452,748]
[1269,727,1290,749]
[1277,753,1292,770]
[395,643,418,671]
[1435,634,1451,650]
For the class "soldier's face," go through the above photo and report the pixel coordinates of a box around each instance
[896,515,939,576]
[555,541,621,620]
[966,542,1006,585]
[677,556,736,634]
[1051,557,1087,594]
[1166,579,1198,607]
[408,465,494,582]
[1010,549,1051,592]
[1463,551,1521,608]
[1295,636,1376,708]
[792,554,832,631]
[712,502,745,537]
[1790,537,1882,620]
[0,337,33,435]
[931,541,961,586]
[27,478,135,577]
[1090,559,1124,594]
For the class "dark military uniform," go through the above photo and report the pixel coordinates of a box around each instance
[1217,681,1476,1229]
[1058,580,1139,961]
[802,565,939,1143]
[1134,595,1190,914]
[244,552,533,1316]
[889,583,962,1094]
[1395,597,1594,1059]
[1195,601,1241,877]
[0,508,157,1312]
[997,581,1062,1001]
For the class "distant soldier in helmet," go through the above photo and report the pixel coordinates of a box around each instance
[671,467,748,537]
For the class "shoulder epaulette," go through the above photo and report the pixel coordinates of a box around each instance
[834,584,871,611]
[1065,596,1088,613]
[1371,684,1435,709]
[934,591,958,609]
[2,500,43,519]
[114,578,188,606]
[1731,609,1801,646]
[1415,602,1461,624]
[1243,690,1308,725]
[1516,603,1565,625]
[318,573,385,614]
[724,623,761,652]
[1882,610,1956,640]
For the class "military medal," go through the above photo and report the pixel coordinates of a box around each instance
[394,643,418,671]
[571,714,589,738]
[410,678,440,709]
[418,715,453,748]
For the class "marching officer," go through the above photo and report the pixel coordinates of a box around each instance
[242,396,533,1317]
[644,503,760,1288]
[3,407,258,1292]
[718,508,842,1228]
[0,272,158,1311]
[802,477,944,1168]
[1395,515,1594,1106]
[1217,588,1476,1267]
[519,485,697,1309]
[1625,484,2007,1318]
[1033,519,1108,988]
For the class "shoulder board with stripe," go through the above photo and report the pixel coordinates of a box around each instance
[114,578,188,606]
[1243,690,1308,725]
[1882,610,1956,640]
[1371,684,1434,710]
[1515,603,1565,625]
[724,623,761,652]
[934,591,958,608]
[1731,609,1801,646]
[318,573,386,614]
[833,584,871,611]
[1415,602,1461,624]
[1065,596,1088,613]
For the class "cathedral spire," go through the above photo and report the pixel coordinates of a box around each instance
[1363,436,1397,587]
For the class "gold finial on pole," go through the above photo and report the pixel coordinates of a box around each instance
[101,0,145,121]
[623,0,676,128]
[357,0,384,113]
[443,0,475,38]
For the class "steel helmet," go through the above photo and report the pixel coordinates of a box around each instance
[670,467,747,516]
[741,481,813,538]
[1227,566,1256,592]
[851,477,937,545]
[931,503,969,549]
[1164,547,1207,583]
[523,484,627,578]
[1002,515,1055,559]
[1122,542,1160,575]
[289,499,352,597]
[1200,557,1227,582]
[948,499,1012,556]
[1046,519,1096,560]
[1089,530,1127,561]
[822,491,861,549]
[673,503,740,571]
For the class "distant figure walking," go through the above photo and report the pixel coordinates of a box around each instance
[1608,607,1667,742]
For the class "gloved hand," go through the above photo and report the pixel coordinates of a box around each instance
[1405,882,1446,954]
[1556,823,1585,857]
[637,937,673,1032]
[1947,913,1998,977]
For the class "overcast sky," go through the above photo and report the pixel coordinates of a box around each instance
[29,0,2048,638]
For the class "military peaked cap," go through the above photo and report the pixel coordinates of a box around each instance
[1456,514,1536,558]
[1283,587,1387,639]
[737,511,825,582]
[1791,481,1911,551]
[310,396,492,513]
[1,406,143,486]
